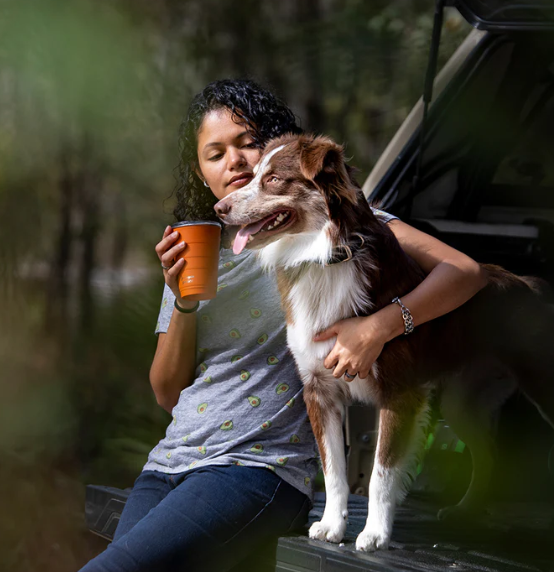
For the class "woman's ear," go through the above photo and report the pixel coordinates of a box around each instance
[195,167,206,184]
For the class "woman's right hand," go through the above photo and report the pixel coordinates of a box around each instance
[155,226,197,309]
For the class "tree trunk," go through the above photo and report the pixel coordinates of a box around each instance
[296,0,325,133]
[77,139,101,334]
[44,150,74,338]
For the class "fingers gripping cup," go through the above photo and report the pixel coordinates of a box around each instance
[172,221,221,300]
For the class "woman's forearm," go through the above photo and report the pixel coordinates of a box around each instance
[374,259,488,343]
[313,220,488,379]
[150,307,198,413]
[371,219,489,342]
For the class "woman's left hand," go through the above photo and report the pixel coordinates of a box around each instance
[313,315,387,381]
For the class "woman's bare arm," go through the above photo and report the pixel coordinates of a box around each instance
[150,225,201,413]
[378,219,489,340]
[314,219,489,379]
[150,307,197,414]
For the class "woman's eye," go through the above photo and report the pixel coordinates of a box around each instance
[243,142,256,149]
[208,154,223,161]
[267,176,280,184]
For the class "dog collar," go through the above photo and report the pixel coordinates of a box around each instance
[325,233,366,266]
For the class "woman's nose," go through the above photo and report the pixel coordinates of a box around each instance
[228,147,246,169]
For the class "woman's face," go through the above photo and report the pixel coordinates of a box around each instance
[196,108,262,201]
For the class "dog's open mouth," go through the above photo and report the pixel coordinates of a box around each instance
[233,210,295,255]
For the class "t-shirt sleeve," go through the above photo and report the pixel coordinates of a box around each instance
[370,206,398,224]
[154,283,176,335]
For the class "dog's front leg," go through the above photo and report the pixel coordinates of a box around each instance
[303,377,350,544]
[356,403,423,552]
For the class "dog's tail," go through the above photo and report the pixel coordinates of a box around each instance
[520,275,554,303]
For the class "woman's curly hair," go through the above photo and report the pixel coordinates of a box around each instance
[173,79,303,222]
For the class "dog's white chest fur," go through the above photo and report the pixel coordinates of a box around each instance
[288,263,365,355]
[285,261,377,407]
[258,231,373,372]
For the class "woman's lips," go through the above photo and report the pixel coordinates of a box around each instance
[228,174,253,187]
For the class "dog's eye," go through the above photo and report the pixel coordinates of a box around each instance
[267,176,280,184]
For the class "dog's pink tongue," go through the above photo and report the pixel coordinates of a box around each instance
[232,220,267,255]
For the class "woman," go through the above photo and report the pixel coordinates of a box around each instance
[80,79,486,572]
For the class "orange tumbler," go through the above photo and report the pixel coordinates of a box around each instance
[171,221,221,300]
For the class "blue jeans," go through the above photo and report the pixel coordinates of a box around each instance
[79,465,310,572]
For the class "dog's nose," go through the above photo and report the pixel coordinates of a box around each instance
[214,199,231,219]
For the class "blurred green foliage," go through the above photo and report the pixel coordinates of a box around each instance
[0,0,470,568]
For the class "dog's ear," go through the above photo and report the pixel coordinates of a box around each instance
[299,136,358,205]
[299,136,343,180]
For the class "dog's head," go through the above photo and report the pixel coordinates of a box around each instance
[214,134,364,255]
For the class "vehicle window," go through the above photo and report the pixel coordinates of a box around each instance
[480,80,554,225]
[409,38,517,220]
[409,39,554,225]
[402,38,554,281]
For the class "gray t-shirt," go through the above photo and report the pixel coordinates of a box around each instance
[143,247,320,501]
[143,208,397,501]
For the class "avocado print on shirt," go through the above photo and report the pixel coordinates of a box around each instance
[217,283,228,292]
[231,355,243,363]
[229,329,241,339]
[238,289,249,300]
[267,355,279,365]
[182,434,190,442]
[161,298,168,309]
[250,444,263,454]
[290,434,300,443]
[220,420,233,430]
[203,376,213,383]
[197,402,208,414]
[201,315,212,325]
[197,446,207,455]
[276,457,289,466]
[240,370,251,381]
[250,308,262,319]
[247,396,261,407]
[286,397,295,408]
[257,334,268,345]
[199,362,207,374]
[276,382,289,394]
[223,261,236,269]
[260,421,272,430]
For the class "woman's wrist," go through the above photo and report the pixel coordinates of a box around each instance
[174,297,200,313]
[371,303,406,343]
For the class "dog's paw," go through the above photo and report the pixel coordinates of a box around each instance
[309,519,346,544]
[355,527,390,552]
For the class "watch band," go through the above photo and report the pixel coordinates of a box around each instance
[174,298,200,314]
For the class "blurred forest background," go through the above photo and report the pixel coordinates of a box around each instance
[0,0,470,569]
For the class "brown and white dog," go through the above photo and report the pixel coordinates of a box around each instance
[214,134,554,551]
